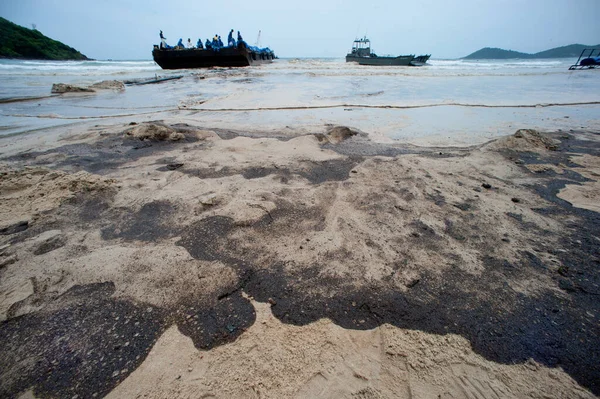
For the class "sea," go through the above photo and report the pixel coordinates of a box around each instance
[1,57,599,146]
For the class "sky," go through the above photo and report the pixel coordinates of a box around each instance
[1,0,599,60]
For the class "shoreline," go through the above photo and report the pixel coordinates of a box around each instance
[1,121,599,398]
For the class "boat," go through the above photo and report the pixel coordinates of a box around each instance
[411,54,431,66]
[569,48,600,70]
[345,37,430,66]
[152,41,275,70]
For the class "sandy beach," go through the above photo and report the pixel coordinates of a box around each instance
[0,114,599,398]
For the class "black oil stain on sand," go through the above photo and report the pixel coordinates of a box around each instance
[1,132,599,397]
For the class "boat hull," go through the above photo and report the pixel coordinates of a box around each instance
[346,54,414,66]
[152,43,274,69]
[410,54,431,66]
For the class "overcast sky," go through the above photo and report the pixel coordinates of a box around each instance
[1,0,598,60]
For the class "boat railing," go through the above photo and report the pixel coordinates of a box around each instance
[569,48,600,70]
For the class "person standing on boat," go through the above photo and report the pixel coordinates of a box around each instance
[159,30,167,49]
[237,31,243,43]
[186,38,193,48]
[228,29,235,47]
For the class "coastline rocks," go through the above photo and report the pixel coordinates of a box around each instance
[126,123,185,142]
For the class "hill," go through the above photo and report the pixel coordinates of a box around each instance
[0,17,89,60]
[463,44,600,60]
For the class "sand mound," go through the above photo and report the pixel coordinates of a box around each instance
[51,83,94,94]
[316,126,360,144]
[126,123,185,141]
[487,129,559,152]
[90,80,125,90]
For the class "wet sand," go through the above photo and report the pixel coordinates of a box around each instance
[0,122,599,398]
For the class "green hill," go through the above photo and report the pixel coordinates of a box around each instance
[0,17,89,60]
[463,44,600,60]
[532,44,599,59]
[463,47,530,60]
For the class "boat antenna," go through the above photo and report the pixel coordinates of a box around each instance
[255,30,261,47]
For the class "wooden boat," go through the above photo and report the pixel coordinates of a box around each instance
[346,37,430,66]
[152,41,275,69]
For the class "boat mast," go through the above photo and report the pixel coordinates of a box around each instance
[255,30,261,47]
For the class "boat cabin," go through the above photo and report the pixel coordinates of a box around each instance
[349,37,372,57]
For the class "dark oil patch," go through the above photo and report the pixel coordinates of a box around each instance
[426,190,446,206]
[175,216,237,261]
[3,131,201,175]
[0,282,166,399]
[241,166,284,180]
[183,158,361,184]
[174,291,255,349]
[295,158,361,184]
[102,200,176,241]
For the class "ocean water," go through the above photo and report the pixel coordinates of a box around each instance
[0,57,599,146]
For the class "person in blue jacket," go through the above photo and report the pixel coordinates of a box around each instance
[176,38,184,48]
[237,31,243,43]
[197,38,204,49]
[228,29,235,47]
[205,39,212,49]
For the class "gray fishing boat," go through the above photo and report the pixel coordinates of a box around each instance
[345,37,429,66]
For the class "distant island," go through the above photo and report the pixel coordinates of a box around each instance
[463,44,600,60]
[0,17,89,60]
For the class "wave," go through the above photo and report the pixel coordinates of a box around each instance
[0,60,160,76]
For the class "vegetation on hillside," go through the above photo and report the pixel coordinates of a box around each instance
[0,17,89,60]
[463,44,600,60]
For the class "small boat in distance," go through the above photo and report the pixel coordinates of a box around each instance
[569,48,600,70]
[152,41,275,70]
[345,37,430,66]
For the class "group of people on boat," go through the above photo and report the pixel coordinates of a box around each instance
[159,30,244,51]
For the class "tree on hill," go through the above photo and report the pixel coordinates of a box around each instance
[0,17,89,60]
